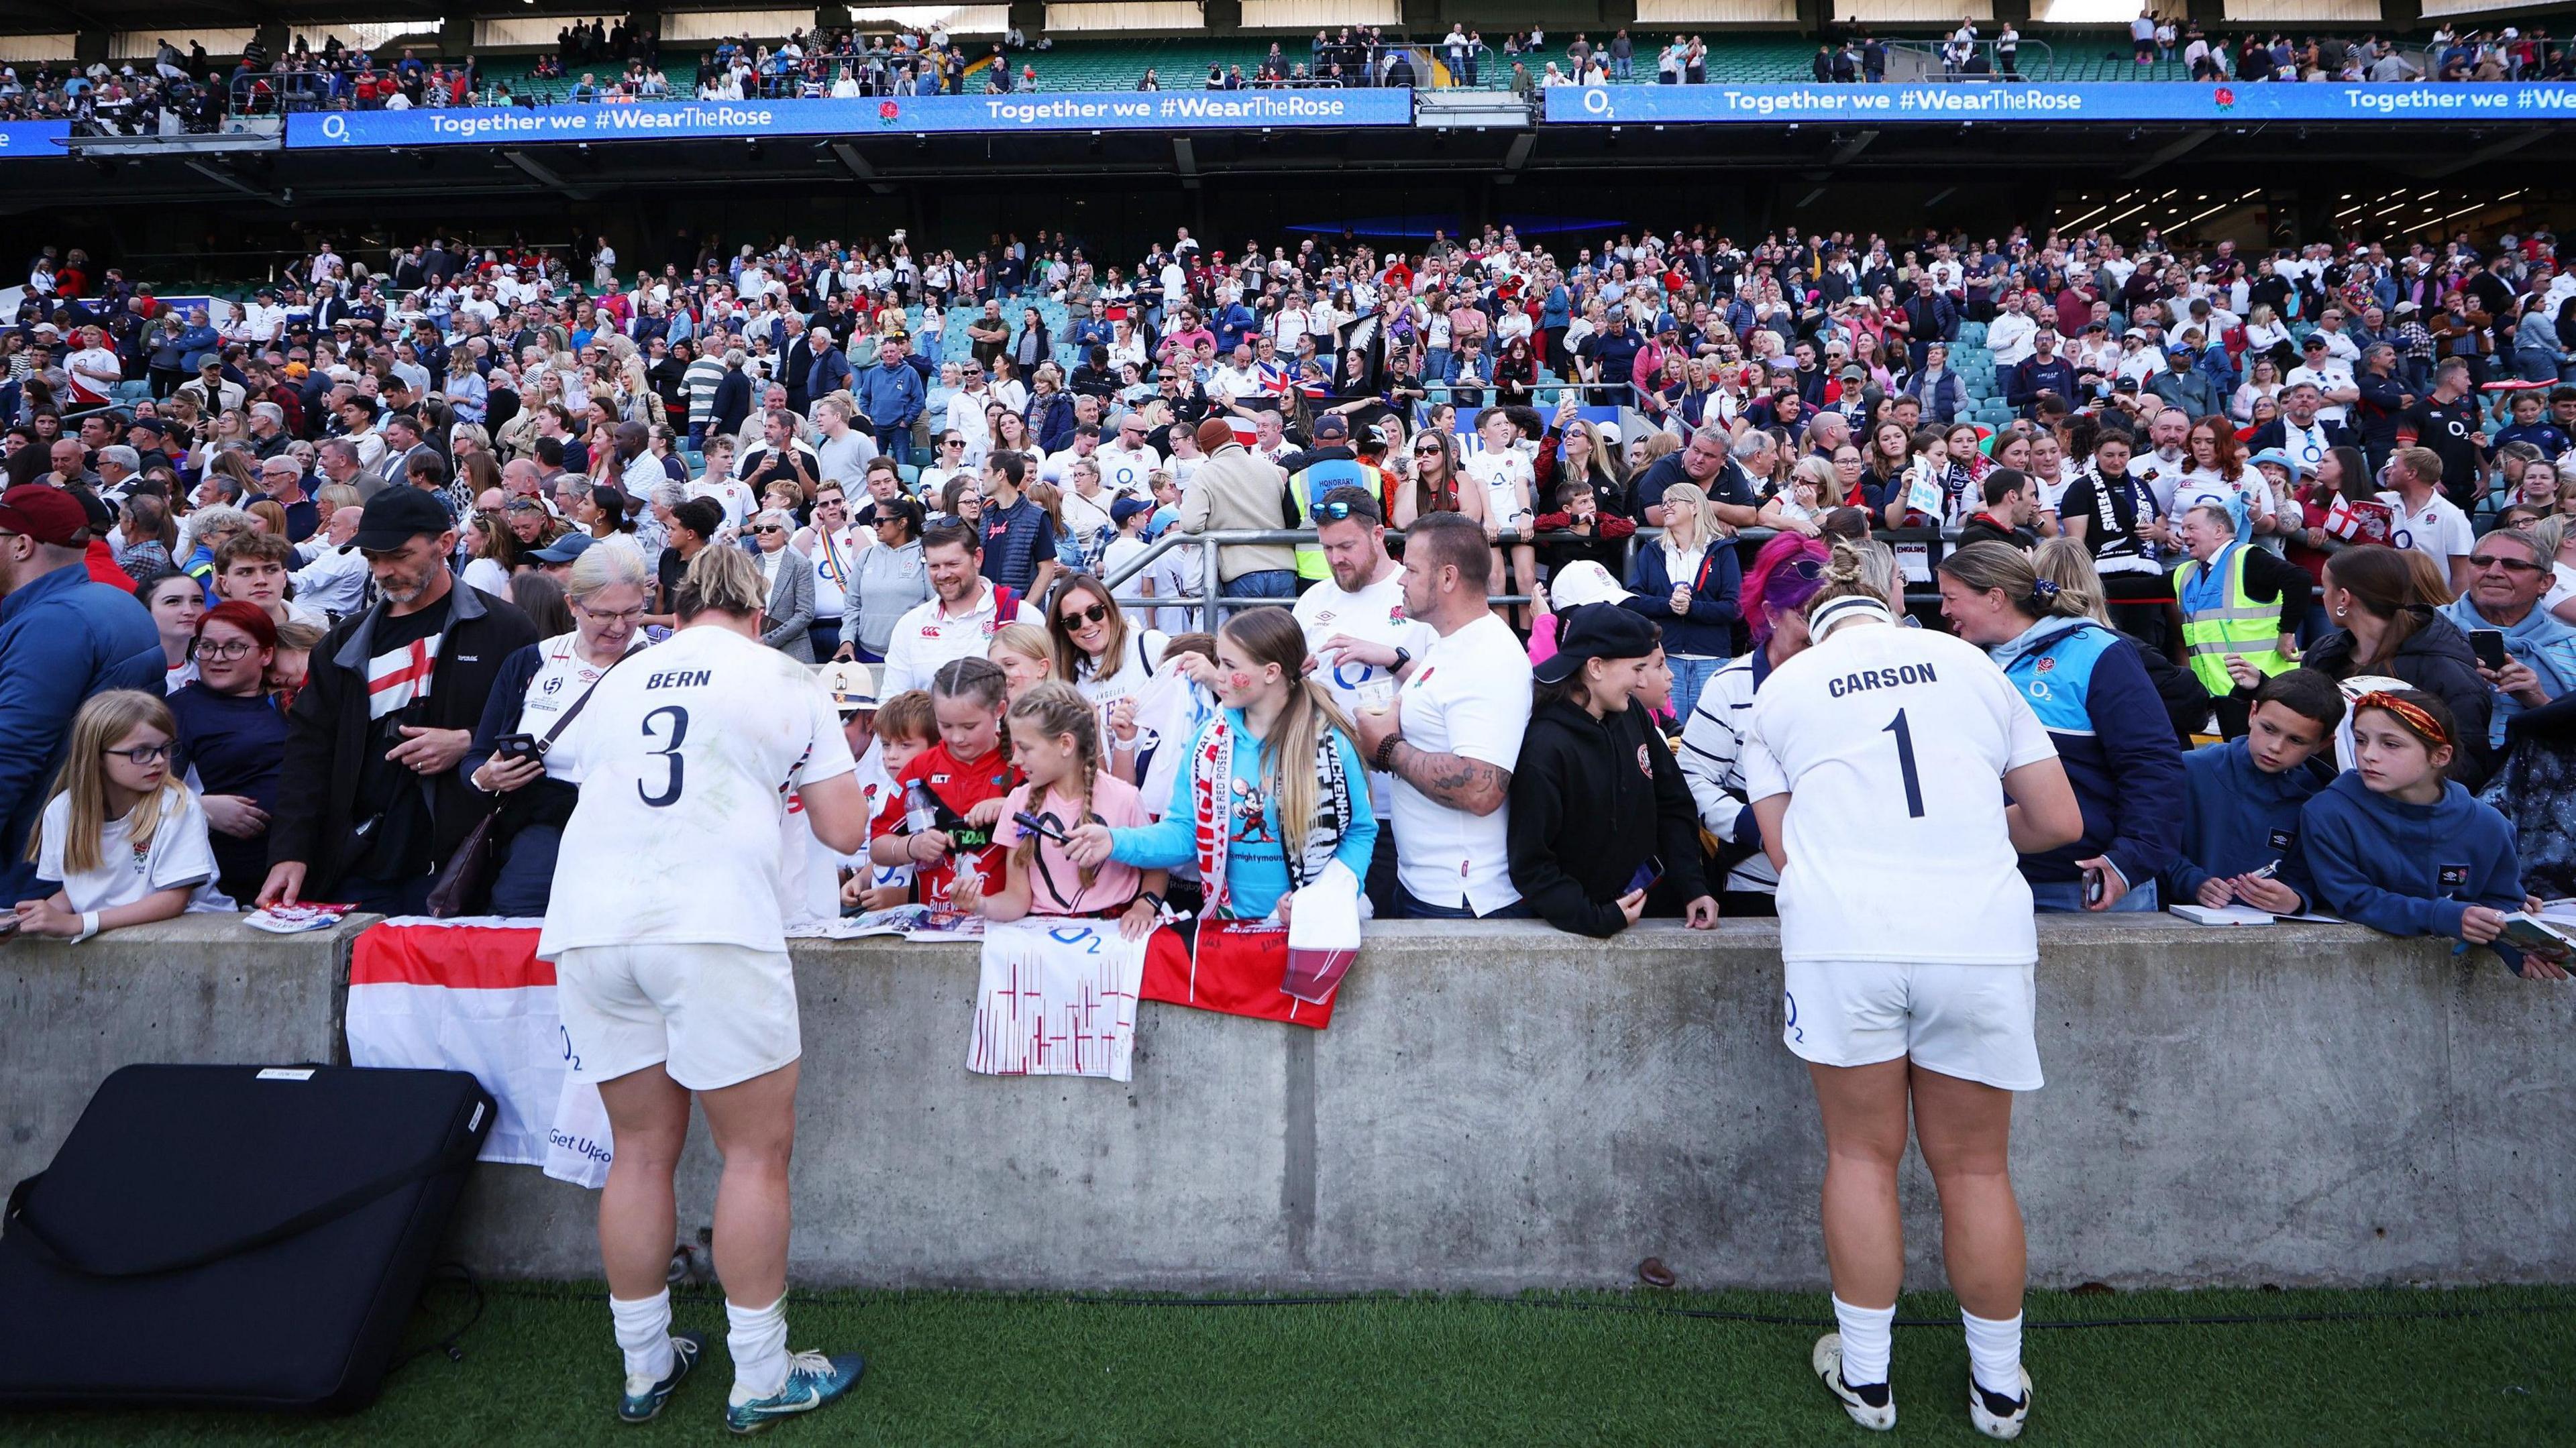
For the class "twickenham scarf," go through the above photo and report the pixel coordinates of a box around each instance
[1188,711,1356,920]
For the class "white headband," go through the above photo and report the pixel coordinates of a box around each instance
[1808,594,1893,642]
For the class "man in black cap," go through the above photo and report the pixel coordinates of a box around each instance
[1507,603,1716,938]
[258,487,537,915]
[0,484,160,903]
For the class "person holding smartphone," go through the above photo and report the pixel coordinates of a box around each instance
[1505,604,1717,937]
[461,545,653,915]
[2436,528,2576,750]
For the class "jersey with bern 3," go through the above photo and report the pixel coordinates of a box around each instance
[1293,568,1437,816]
[1742,622,2057,965]
[537,625,856,957]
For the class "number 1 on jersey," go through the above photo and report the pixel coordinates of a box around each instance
[1882,708,1925,819]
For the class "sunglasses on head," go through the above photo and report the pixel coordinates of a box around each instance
[1313,500,1370,521]
[1060,602,1110,626]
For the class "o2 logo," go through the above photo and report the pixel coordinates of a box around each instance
[1330,661,1381,691]
[1048,926,1104,954]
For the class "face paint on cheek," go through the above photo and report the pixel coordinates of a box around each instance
[1228,672,1252,692]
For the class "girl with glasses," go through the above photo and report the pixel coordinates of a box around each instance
[15,689,233,940]
[168,602,286,905]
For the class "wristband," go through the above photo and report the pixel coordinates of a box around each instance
[1373,732,1403,772]
[73,910,100,944]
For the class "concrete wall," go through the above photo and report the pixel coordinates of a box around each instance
[6,916,2571,1290]
[2,915,362,1186]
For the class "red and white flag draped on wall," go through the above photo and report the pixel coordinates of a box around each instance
[966,919,1159,1081]
[344,917,612,1188]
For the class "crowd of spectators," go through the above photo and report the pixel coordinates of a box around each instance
[7,17,2565,128]
[0,215,2568,976]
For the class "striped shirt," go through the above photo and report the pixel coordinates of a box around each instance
[1675,653,1777,893]
[682,357,727,427]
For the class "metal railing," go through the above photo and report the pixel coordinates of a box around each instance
[1882,38,2054,82]
[1092,524,1951,633]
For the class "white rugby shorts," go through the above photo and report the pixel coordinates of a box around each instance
[1781,958,2043,1092]
[555,942,802,1092]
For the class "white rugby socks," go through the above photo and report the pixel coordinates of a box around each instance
[610,1289,675,1384]
[1833,1295,1896,1388]
[727,1294,792,1404]
[1962,1308,2026,1402]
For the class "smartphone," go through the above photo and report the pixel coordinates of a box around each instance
[493,733,543,765]
[2083,867,2107,907]
[1626,856,1664,896]
[2469,629,2509,671]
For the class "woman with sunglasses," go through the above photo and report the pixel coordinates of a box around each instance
[166,602,286,904]
[1393,430,1463,530]
[793,482,867,662]
[1678,535,1831,919]
[1047,572,1169,783]
[841,496,928,665]
[746,507,817,662]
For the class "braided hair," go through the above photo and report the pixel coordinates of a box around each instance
[1006,680,1104,893]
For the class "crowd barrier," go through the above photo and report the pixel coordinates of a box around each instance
[5,915,2570,1291]
[1096,525,1951,628]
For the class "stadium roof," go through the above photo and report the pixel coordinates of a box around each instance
[30,4,526,32]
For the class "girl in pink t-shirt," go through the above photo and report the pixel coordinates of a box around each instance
[961,681,1165,938]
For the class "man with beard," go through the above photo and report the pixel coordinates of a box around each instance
[258,488,537,916]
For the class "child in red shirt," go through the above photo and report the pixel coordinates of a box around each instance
[873,659,1020,907]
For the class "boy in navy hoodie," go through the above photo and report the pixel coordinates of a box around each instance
[2300,688,2560,979]
[2163,669,2341,913]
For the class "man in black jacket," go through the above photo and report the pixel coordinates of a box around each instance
[2006,332,2078,419]
[258,488,538,916]
[1957,469,2041,551]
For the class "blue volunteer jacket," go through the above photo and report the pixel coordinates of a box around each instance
[1988,616,2186,890]
[2159,738,2327,910]
[2300,771,2529,973]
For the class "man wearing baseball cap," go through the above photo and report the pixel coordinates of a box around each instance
[1279,410,1366,588]
[0,484,162,903]
[260,487,539,916]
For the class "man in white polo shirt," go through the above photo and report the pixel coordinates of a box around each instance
[1346,511,1534,919]
[1297,485,1438,915]
[2379,444,2476,597]
[877,520,1040,695]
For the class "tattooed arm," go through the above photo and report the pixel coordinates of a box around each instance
[1386,740,1511,816]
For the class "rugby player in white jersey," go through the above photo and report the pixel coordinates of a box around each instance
[540,545,877,1432]
[1741,539,2084,1441]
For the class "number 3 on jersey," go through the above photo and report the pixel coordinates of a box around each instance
[1881,708,1925,819]
[639,705,688,807]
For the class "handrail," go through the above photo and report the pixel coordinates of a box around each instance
[1093,523,1952,632]
[1880,38,2053,82]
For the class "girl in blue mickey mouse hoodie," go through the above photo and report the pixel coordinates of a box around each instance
[2300,687,2566,980]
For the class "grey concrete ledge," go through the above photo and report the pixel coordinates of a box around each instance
[6,914,2568,1291]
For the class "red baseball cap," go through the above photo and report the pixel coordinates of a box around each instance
[0,485,91,547]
